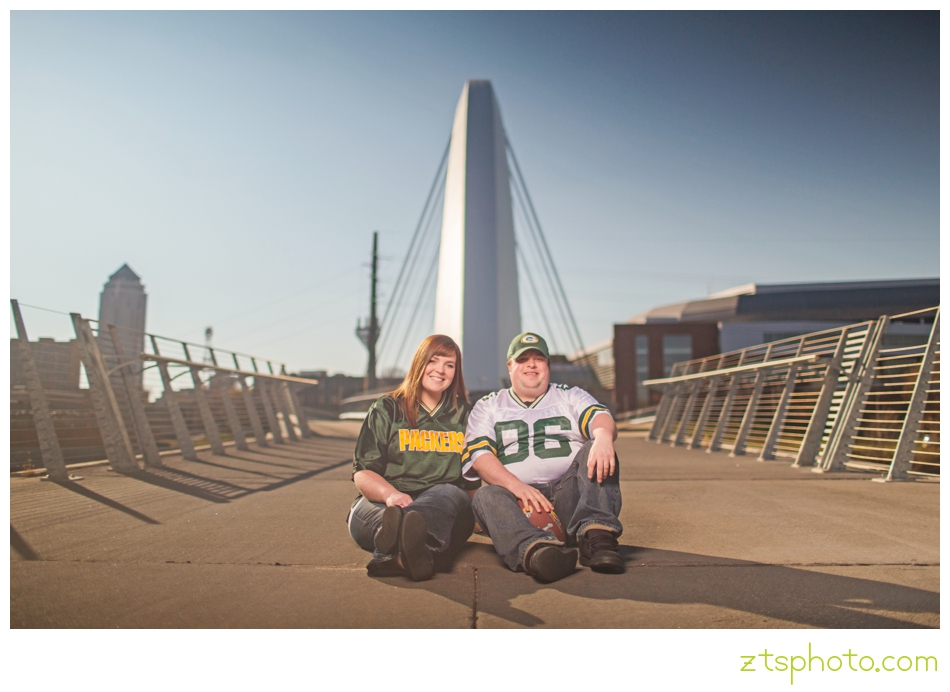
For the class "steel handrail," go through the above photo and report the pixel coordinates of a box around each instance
[141,354,318,385]
[643,354,829,387]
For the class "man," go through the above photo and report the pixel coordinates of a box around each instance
[462,332,624,583]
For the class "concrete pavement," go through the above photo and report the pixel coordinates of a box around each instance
[10,421,939,628]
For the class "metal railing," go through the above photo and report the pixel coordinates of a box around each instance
[10,300,317,480]
[644,307,939,480]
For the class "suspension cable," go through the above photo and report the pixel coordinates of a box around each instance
[516,243,558,352]
[506,135,586,355]
[378,136,450,348]
[377,166,447,361]
[391,238,441,371]
[509,157,580,354]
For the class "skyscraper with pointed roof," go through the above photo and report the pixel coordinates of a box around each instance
[98,264,148,388]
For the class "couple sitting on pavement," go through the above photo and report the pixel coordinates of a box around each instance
[345,331,624,583]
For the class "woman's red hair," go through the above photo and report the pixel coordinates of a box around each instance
[390,334,467,428]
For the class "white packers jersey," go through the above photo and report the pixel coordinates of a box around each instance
[462,384,611,485]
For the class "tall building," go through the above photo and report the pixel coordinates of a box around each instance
[98,264,148,388]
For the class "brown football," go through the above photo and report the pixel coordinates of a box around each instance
[518,500,566,542]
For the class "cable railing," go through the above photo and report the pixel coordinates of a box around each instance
[644,307,939,481]
[10,299,317,479]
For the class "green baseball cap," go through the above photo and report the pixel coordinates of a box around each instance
[507,332,550,361]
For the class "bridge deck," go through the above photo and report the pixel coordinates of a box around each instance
[10,422,939,628]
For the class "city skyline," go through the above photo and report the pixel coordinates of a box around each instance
[10,11,940,376]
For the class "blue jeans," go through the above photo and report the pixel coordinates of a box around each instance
[471,441,622,572]
[347,483,475,561]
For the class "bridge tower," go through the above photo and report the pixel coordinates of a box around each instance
[434,80,520,391]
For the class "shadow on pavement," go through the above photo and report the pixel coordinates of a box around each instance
[122,458,353,503]
[374,544,938,629]
[125,468,243,503]
[51,479,161,524]
[11,525,40,560]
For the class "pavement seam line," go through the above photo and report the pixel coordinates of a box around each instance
[472,567,479,630]
[12,558,940,568]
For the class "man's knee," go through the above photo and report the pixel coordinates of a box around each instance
[472,484,515,515]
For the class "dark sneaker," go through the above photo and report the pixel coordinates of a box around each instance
[374,505,403,555]
[525,544,578,583]
[579,529,624,573]
[366,555,403,577]
[399,510,434,582]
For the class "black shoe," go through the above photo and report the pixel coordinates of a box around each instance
[374,505,403,555]
[399,510,434,582]
[525,544,578,583]
[366,555,404,577]
[579,529,624,573]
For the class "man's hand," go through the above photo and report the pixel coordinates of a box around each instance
[512,482,553,514]
[385,491,413,508]
[587,422,617,482]
[473,453,553,512]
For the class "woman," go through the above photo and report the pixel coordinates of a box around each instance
[347,334,475,581]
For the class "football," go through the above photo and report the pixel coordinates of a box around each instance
[518,500,566,542]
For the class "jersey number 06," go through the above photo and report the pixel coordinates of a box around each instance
[495,416,572,463]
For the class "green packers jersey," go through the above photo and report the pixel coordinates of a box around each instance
[352,394,473,498]
[462,384,611,485]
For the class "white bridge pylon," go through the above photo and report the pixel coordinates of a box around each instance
[434,80,520,391]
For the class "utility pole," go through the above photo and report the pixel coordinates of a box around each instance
[356,231,379,391]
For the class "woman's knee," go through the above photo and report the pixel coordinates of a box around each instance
[419,482,471,507]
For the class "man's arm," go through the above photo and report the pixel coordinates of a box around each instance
[472,453,554,513]
[353,469,412,508]
[587,413,617,483]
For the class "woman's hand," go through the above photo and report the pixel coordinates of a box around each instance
[385,491,413,508]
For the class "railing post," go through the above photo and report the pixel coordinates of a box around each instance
[254,373,284,444]
[274,382,299,442]
[818,316,889,472]
[793,328,850,467]
[107,324,163,468]
[731,344,774,457]
[707,352,747,453]
[758,362,800,461]
[266,363,298,442]
[287,384,312,439]
[234,354,267,447]
[689,375,721,450]
[648,385,675,440]
[657,382,685,443]
[150,336,199,461]
[71,314,138,472]
[237,379,268,447]
[207,349,248,451]
[879,310,940,482]
[218,375,250,451]
[11,300,70,481]
[182,344,226,456]
[672,380,702,447]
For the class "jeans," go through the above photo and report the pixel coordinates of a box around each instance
[471,441,622,572]
[347,483,475,561]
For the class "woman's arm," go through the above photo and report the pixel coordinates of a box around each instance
[354,469,413,508]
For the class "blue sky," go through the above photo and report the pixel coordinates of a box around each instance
[10,11,939,378]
